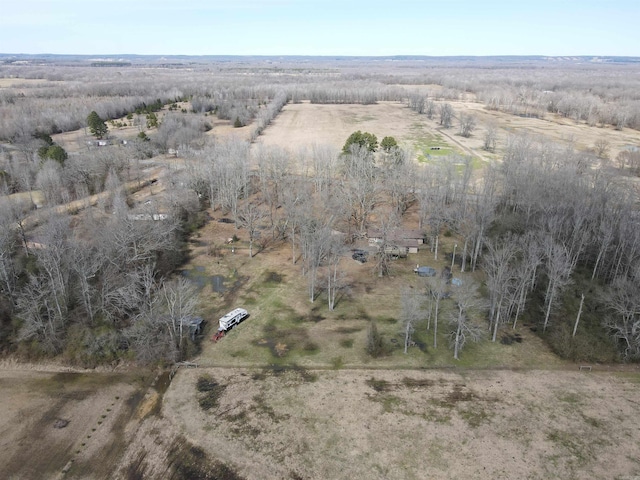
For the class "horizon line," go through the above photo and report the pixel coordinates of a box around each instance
[2,53,639,59]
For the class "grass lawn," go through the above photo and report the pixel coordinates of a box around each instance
[189,217,571,371]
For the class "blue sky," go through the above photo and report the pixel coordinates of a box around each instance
[1,0,637,56]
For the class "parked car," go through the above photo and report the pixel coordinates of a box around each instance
[352,250,369,263]
[415,266,436,277]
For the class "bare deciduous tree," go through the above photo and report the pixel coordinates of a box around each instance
[36,160,66,206]
[408,93,425,114]
[425,99,436,119]
[310,143,339,194]
[280,176,312,264]
[69,240,102,324]
[340,145,379,235]
[542,238,573,332]
[448,282,485,359]
[482,123,498,152]
[159,276,200,353]
[255,145,291,235]
[0,204,19,298]
[372,211,400,278]
[484,236,520,342]
[511,233,543,329]
[16,275,63,353]
[34,214,73,325]
[458,114,476,138]
[400,287,425,353]
[237,200,267,258]
[593,138,610,159]
[602,275,640,360]
[426,276,448,348]
[439,103,454,128]
[384,151,416,216]
[300,219,332,302]
[325,235,347,311]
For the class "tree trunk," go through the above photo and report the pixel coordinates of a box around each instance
[471,226,484,272]
[513,282,527,330]
[461,238,468,273]
[492,307,501,342]
[404,321,411,354]
[454,322,461,360]
[572,293,585,337]
[591,248,605,280]
[291,225,296,264]
[433,298,439,348]
[543,285,555,333]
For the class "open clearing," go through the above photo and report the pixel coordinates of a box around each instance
[253,99,493,165]
[254,98,640,163]
[186,206,566,371]
[256,101,429,151]
[165,367,640,480]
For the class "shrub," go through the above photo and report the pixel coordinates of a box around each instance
[366,320,390,358]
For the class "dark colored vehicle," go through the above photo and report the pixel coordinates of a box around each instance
[352,250,369,263]
[415,266,436,277]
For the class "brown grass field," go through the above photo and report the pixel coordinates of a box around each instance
[256,98,640,163]
[4,90,640,479]
[164,367,640,480]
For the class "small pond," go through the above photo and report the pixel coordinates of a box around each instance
[181,266,226,293]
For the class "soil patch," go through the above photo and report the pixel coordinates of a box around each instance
[0,369,148,480]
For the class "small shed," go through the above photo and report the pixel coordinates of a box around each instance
[180,316,204,340]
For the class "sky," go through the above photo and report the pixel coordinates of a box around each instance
[1,0,638,57]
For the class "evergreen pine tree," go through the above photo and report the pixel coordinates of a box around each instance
[87,111,108,139]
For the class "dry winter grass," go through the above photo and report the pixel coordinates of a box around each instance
[0,368,152,480]
[188,204,565,371]
[165,367,640,480]
[4,76,640,479]
[255,98,640,163]
[256,101,429,152]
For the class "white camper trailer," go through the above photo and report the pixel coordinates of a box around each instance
[218,308,249,332]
